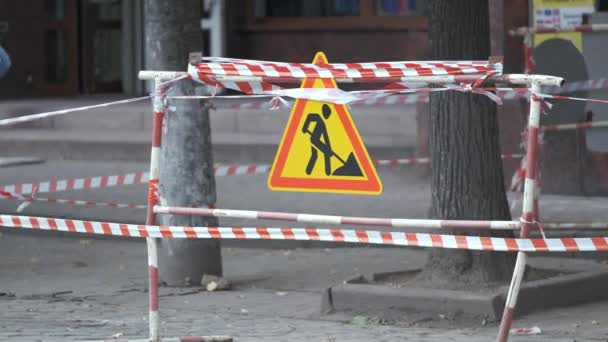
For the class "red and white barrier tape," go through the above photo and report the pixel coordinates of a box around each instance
[196,80,608,108]
[0,96,151,127]
[173,84,482,105]
[508,122,608,183]
[5,85,608,128]
[213,164,271,177]
[214,93,429,109]
[543,120,608,132]
[537,93,608,105]
[509,326,542,335]
[510,24,608,35]
[28,198,146,209]
[192,60,502,79]
[0,171,148,196]
[0,87,505,127]
[555,78,608,94]
[202,56,498,71]
[194,73,283,95]
[2,214,608,252]
[0,154,523,198]
[0,189,146,211]
[2,190,605,231]
[541,222,608,229]
[155,206,608,231]
[154,206,519,230]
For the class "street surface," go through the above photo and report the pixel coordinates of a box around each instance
[1,161,608,341]
[1,234,608,341]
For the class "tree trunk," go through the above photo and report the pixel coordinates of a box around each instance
[145,0,222,286]
[420,0,515,284]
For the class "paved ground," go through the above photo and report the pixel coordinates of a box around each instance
[1,233,608,342]
[0,96,419,162]
[1,160,608,229]
[2,160,608,341]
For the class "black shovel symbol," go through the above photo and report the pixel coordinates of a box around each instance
[330,150,363,176]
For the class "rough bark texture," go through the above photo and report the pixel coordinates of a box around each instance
[420,0,515,284]
[145,0,222,286]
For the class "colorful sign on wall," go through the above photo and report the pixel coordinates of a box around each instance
[532,0,595,52]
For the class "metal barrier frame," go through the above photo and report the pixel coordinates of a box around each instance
[139,67,563,342]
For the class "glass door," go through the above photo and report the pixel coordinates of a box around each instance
[81,0,123,93]
[25,0,80,96]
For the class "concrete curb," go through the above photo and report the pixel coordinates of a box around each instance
[325,267,608,321]
[0,156,45,168]
[503,269,608,317]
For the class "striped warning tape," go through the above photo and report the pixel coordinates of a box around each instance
[1,214,607,252]
[154,206,608,231]
[27,198,146,209]
[2,189,604,231]
[0,171,147,196]
[510,24,608,35]
[0,186,147,211]
[510,326,542,335]
[0,96,151,127]
[192,60,501,80]
[198,80,608,108]
[154,206,519,230]
[214,164,271,177]
[0,154,524,197]
[543,120,608,132]
[201,56,498,72]
[215,93,430,109]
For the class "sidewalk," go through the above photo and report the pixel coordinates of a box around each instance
[1,232,607,341]
[1,159,608,340]
[2,160,608,229]
[0,96,418,162]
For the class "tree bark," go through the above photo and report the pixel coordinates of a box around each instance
[145,0,222,286]
[420,0,515,284]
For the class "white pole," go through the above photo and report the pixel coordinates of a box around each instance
[496,82,543,342]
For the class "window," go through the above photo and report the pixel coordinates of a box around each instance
[82,0,123,93]
[375,0,429,16]
[45,29,68,83]
[45,0,66,20]
[247,0,428,31]
[256,0,361,17]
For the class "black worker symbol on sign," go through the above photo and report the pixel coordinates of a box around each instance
[301,104,364,177]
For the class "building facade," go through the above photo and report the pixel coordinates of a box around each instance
[0,0,148,98]
[0,0,435,98]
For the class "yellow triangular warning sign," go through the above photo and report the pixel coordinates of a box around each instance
[268,52,383,195]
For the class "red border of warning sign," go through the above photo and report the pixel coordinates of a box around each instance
[268,53,382,195]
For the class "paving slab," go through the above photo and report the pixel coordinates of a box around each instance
[0,232,608,341]
[1,160,608,236]
[0,95,418,163]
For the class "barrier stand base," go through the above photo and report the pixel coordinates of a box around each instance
[84,335,233,342]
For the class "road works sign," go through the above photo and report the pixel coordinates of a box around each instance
[268,52,382,195]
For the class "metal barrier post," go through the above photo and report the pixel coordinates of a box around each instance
[496,82,542,341]
[146,77,165,342]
